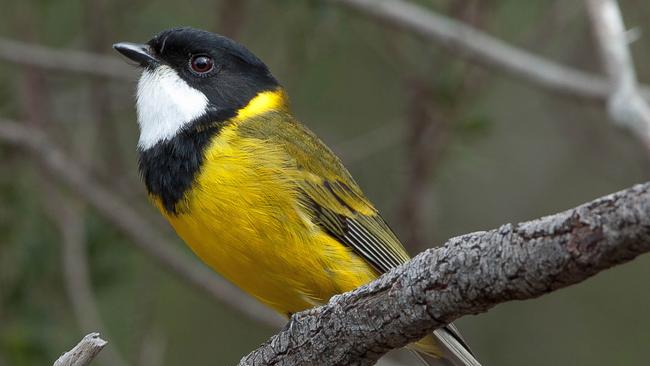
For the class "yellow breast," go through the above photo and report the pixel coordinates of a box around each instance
[153,92,376,314]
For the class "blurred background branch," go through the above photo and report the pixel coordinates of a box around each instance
[0,38,133,79]
[51,196,129,366]
[586,0,650,148]
[328,0,650,102]
[0,0,645,103]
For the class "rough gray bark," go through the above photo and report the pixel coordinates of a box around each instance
[240,183,650,366]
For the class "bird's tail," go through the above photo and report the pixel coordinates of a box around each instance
[409,325,481,366]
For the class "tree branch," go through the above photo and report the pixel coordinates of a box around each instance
[0,118,283,329]
[240,182,650,365]
[0,38,133,80]
[586,0,650,147]
[327,0,650,103]
[53,333,107,366]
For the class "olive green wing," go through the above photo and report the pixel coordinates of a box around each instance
[237,112,411,272]
[266,117,411,272]
[298,175,411,273]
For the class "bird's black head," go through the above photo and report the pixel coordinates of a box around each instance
[113,27,280,149]
[146,27,278,110]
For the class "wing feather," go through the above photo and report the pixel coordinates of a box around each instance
[299,177,409,273]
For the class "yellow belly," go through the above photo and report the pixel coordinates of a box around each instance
[156,127,376,314]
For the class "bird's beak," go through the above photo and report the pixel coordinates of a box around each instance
[113,42,159,67]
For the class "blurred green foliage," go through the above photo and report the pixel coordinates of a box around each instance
[1,1,650,365]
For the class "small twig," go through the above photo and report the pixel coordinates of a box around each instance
[53,333,107,366]
[586,0,650,148]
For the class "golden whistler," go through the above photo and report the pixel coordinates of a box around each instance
[114,27,480,366]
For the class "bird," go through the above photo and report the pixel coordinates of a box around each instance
[113,27,480,366]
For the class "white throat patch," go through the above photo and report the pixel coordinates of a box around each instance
[136,65,209,149]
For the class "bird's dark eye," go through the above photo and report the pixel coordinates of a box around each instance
[190,55,214,74]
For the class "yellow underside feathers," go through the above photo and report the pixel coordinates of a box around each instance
[156,89,375,312]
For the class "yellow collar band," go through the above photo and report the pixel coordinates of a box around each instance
[233,88,288,122]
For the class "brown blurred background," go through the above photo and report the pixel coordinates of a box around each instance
[1,0,649,365]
